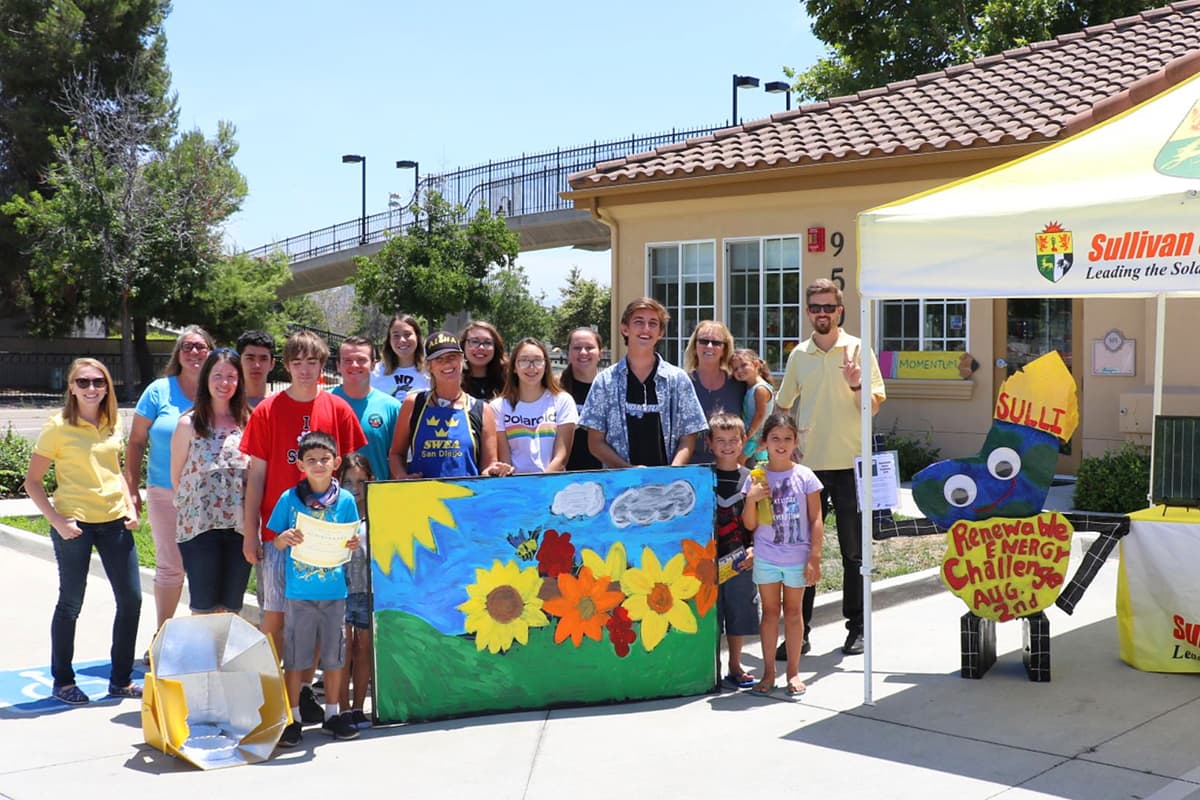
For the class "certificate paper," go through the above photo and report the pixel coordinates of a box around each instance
[292,515,358,569]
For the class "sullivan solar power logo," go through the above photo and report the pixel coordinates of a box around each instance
[1035,222,1073,283]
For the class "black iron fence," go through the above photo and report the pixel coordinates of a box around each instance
[243,123,724,264]
[0,351,171,394]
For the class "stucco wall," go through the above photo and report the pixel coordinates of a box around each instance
[582,151,1200,473]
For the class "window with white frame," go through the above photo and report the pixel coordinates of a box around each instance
[879,299,968,352]
[648,241,715,364]
[726,236,803,372]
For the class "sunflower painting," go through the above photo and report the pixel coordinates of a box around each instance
[368,465,719,723]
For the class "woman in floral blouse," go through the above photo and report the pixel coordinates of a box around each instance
[170,349,252,614]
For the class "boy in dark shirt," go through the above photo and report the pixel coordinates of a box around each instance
[709,412,759,688]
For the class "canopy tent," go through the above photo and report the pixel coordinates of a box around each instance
[853,70,1200,703]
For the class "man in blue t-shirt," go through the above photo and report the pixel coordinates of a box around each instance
[331,336,402,481]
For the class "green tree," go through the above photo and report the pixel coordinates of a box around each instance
[552,266,611,346]
[3,76,247,397]
[352,190,519,329]
[280,295,328,332]
[187,252,294,344]
[485,264,552,346]
[789,0,1159,101]
[0,0,174,313]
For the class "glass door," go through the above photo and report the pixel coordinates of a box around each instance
[993,299,1082,473]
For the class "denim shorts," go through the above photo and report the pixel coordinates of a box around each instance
[753,557,809,588]
[345,592,370,630]
[179,529,252,612]
[717,570,759,636]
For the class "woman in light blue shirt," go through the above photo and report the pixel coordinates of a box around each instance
[124,325,214,632]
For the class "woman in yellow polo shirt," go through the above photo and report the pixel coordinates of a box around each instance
[24,358,143,706]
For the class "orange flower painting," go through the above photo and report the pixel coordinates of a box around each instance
[542,566,624,647]
[681,538,718,618]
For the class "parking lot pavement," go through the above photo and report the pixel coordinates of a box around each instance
[2,526,1199,799]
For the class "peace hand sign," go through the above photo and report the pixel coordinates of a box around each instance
[843,344,862,388]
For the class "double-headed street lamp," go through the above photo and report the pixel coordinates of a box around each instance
[341,154,367,245]
[732,75,793,123]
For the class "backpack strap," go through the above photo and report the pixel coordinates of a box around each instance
[466,396,484,453]
[408,390,431,435]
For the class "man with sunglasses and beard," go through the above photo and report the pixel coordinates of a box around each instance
[775,278,885,657]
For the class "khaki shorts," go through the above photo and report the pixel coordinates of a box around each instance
[283,598,346,671]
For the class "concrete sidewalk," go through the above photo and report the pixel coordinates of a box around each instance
[2,513,1197,799]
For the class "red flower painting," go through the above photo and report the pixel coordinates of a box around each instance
[606,605,637,657]
[536,528,576,578]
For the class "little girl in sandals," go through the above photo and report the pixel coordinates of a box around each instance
[742,412,823,698]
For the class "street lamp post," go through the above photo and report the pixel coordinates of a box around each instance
[395,159,419,230]
[764,80,791,111]
[396,160,419,203]
[732,74,759,124]
[341,154,366,245]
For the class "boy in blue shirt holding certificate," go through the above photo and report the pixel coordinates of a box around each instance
[269,431,361,747]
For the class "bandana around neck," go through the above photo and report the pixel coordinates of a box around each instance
[297,477,340,511]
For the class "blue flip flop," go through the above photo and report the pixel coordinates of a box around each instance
[724,672,757,689]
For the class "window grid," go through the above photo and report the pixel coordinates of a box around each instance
[648,241,715,364]
[726,236,803,372]
[879,299,968,352]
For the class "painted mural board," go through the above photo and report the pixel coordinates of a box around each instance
[366,465,719,723]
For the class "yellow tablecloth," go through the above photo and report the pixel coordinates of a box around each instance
[1117,506,1200,672]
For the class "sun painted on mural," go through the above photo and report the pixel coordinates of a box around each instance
[365,466,719,723]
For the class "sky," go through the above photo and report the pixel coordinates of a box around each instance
[162,1,821,302]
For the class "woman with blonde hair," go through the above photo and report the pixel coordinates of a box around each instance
[25,358,142,705]
[683,320,745,464]
[125,324,214,633]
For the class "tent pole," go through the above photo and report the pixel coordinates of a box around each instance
[860,298,875,706]
[1151,294,1166,506]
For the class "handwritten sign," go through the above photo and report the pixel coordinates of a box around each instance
[992,351,1078,442]
[879,351,978,380]
[940,512,1074,622]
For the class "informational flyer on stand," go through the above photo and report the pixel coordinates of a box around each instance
[854,450,900,511]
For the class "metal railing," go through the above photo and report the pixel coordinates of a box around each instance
[243,123,725,264]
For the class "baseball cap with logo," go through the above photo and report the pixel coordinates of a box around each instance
[425,331,464,359]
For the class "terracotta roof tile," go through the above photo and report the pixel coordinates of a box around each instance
[570,2,1200,189]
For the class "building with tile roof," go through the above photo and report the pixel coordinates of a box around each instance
[564,1,1200,467]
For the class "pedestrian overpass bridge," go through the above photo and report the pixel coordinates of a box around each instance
[246,124,722,297]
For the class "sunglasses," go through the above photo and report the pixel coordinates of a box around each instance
[181,341,211,353]
[73,377,107,389]
[696,337,725,347]
[808,303,840,314]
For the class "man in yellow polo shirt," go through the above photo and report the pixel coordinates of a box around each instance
[776,278,885,656]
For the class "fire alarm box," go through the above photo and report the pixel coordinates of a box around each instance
[807,227,825,253]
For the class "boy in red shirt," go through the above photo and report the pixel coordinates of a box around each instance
[241,330,365,721]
